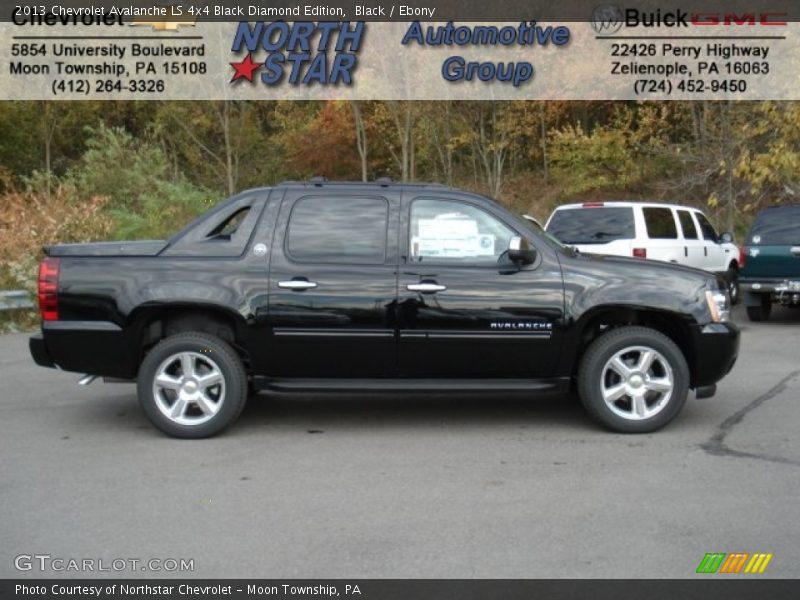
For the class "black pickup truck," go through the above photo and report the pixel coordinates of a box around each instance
[30,180,739,438]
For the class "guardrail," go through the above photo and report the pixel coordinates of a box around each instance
[0,290,34,312]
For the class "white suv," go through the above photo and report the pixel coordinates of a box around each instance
[545,201,741,302]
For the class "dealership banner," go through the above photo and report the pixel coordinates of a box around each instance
[1,1,799,99]
[3,579,800,599]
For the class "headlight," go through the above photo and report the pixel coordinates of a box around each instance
[705,290,730,323]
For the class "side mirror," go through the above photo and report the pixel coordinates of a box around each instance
[508,236,537,265]
[720,232,733,244]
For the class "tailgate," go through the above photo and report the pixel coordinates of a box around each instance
[743,205,800,279]
[745,244,800,279]
[45,240,168,257]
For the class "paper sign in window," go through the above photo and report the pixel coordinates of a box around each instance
[412,217,496,258]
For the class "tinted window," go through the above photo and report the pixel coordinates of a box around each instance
[695,213,719,242]
[208,207,250,240]
[643,207,678,239]
[287,196,388,264]
[750,205,800,244]
[677,211,698,240]
[409,199,515,265]
[546,207,635,244]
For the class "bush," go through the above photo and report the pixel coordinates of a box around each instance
[64,124,216,240]
[0,186,111,268]
[0,186,112,332]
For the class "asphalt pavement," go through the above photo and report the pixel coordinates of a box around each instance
[1,305,799,578]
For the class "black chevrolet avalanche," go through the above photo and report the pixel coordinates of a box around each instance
[29,180,739,438]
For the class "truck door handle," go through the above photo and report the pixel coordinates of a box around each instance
[407,282,447,293]
[278,279,318,290]
[791,247,800,256]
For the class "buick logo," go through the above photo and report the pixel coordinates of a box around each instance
[591,5,624,35]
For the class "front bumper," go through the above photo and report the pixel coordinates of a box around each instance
[690,322,739,388]
[29,333,56,369]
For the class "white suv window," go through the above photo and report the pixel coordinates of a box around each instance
[546,207,635,245]
[642,207,678,239]
[677,211,699,240]
[695,213,719,242]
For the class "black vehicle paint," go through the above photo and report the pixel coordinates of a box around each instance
[29,181,739,403]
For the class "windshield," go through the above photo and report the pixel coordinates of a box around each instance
[547,207,636,244]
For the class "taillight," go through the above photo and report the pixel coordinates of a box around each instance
[739,246,747,269]
[38,257,60,321]
[582,202,604,208]
[633,248,647,259]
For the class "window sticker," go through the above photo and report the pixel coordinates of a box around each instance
[412,215,495,258]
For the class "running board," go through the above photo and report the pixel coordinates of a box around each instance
[254,377,570,394]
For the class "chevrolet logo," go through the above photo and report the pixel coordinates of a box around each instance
[129,20,197,31]
[129,3,197,30]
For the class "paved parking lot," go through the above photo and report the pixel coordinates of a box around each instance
[1,305,798,578]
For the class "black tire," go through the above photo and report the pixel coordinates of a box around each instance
[746,294,772,322]
[137,332,248,438]
[577,326,689,433]
[726,267,740,305]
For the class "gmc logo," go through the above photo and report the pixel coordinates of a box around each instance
[692,12,787,26]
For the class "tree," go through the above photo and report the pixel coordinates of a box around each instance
[661,102,756,232]
[457,102,519,198]
[733,102,800,210]
[381,101,417,181]
[155,102,268,195]
[422,101,456,186]
[277,102,361,180]
[350,101,369,182]
[64,124,214,239]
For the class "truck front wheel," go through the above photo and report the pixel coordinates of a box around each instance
[726,266,740,305]
[137,332,248,438]
[577,326,689,433]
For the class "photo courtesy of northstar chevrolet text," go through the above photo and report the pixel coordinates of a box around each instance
[0,0,798,594]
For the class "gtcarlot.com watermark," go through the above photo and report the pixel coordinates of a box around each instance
[14,553,194,573]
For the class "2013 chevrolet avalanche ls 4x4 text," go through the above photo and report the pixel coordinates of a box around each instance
[29,180,739,438]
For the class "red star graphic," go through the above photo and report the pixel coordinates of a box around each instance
[230,53,260,83]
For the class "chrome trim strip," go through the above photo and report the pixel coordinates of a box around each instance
[273,329,394,338]
[400,330,552,340]
[43,321,122,332]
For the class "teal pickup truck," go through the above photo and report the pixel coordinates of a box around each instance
[740,204,800,321]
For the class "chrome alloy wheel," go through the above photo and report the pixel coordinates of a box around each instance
[600,346,674,421]
[152,351,226,426]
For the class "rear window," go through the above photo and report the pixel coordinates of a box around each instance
[207,207,250,240]
[750,205,800,244]
[643,207,678,239]
[546,207,635,244]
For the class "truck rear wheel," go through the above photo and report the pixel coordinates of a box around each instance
[746,294,772,322]
[577,326,689,433]
[137,332,247,438]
